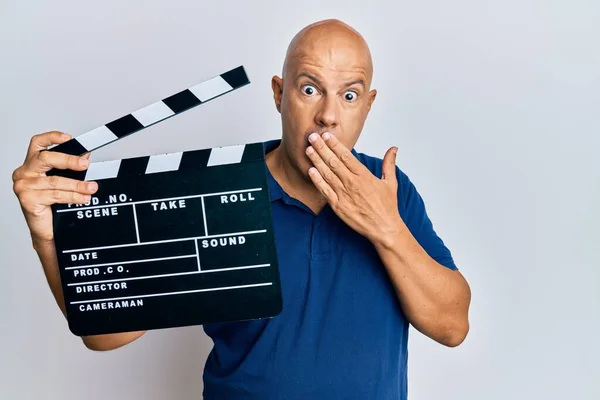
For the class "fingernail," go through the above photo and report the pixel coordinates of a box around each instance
[322,132,331,140]
[306,146,314,154]
[79,158,89,167]
[83,195,91,202]
[88,182,97,191]
[309,133,318,142]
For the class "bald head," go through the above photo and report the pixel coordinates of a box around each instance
[282,19,374,86]
[270,19,378,179]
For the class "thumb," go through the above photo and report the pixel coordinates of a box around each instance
[381,146,398,185]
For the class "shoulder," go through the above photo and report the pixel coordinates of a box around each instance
[354,148,458,270]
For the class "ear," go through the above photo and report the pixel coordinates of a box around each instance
[366,89,377,111]
[271,75,283,113]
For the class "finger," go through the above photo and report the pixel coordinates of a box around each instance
[307,132,354,185]
[381,146,398,187]
[28,150,90,177]
[26,131,72,161]
[20,188,92,208]
[318,132,366,175]
[18,175,98,195]
[306,145,345,191]
[308,167,338,204]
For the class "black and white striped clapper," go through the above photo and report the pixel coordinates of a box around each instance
[48,66,283,336]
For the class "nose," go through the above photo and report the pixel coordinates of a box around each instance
[315,95,339,128]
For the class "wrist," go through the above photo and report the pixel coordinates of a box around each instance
[31,234,54,252]
[372,215,409,251]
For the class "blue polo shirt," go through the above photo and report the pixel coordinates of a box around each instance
[202,139,457,399]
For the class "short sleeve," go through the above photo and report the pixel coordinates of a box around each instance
[396,167,458,270]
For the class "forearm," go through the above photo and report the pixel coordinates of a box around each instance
[32,237,68,316]
[32,237,146,350]
[373,223,471,347]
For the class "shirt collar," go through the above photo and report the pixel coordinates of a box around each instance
[263,139,284,203]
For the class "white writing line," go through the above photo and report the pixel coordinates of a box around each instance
[69,282,273,305]
[62,229,267,253]
[198,264,270,274]
[132,203,140,243]
[194,239,201,271]
[201,196,208,236]
[57,187,262,213]
[66,254,196,270]
[67,264,271,286]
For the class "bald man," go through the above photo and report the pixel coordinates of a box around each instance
[12,19,470,400]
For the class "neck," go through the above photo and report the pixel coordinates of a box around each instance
[266,142,328,214]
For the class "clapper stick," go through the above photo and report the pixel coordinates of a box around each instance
[47,65,283,336]
[48,65,250,157]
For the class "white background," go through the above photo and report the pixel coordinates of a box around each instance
[1,1,598,399]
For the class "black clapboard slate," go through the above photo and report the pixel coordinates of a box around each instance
[46,66,283,336]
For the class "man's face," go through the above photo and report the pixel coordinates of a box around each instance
[272,32,377,176]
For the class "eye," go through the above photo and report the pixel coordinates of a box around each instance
[302,84,317,96]
[344,91,357,102]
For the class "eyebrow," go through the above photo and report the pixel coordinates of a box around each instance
[342,79,366,89]
[295,72,366,89]
[296,72,323,86]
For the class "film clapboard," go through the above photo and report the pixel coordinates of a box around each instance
[47,66,283,336]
